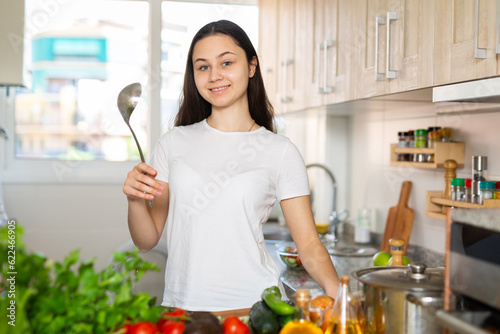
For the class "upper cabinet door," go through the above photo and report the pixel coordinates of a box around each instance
[356,0,435,98]
[0,0,25,86]
[434,0,497,85]
[258,0,279,109]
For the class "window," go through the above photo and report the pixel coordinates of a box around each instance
[4,0,258,183]
[16,0,149,161]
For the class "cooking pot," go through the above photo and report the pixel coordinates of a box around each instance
[352,263,444,334]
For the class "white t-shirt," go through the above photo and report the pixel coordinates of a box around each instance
[149,119,309,311]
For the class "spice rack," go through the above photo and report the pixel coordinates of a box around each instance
[426,191,500,220]
[390,142,465,169]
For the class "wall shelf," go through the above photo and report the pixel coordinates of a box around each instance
[426,191,500,220]
[390,142,465,169]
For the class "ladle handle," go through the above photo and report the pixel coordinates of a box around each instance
[128,125,153,208]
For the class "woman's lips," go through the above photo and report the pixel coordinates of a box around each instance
[210,85,230,93]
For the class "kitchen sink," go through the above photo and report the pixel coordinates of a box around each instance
[263,231,294,242]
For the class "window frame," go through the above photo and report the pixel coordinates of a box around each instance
[1,0,257,185]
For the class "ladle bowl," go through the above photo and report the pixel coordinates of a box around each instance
[117,82,153,207]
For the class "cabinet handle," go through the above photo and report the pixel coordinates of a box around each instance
[386,11,398,79]
[281,59,292,103]
[375,16,386,81]
[318,40,334,94]
[475,0,487,58]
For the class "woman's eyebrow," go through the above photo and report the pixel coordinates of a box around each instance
[193,51,236,64]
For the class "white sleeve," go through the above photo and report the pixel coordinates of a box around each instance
[149,132,170,183]
[276,140,310,202]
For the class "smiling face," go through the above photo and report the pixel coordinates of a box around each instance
[192,34,257,114]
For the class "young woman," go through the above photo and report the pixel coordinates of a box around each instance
[123,20,339,312]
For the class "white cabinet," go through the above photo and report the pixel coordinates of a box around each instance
[0,0,25,86]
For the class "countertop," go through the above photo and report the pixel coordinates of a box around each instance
[264,222,378,299]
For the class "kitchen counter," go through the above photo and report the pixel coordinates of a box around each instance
[264,222,378,299]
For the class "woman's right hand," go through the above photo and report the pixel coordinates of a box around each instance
[123,162,164,202]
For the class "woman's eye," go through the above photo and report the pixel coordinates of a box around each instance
[222,61,232,67]
[199,65,209,71]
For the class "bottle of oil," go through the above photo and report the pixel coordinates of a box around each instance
[325,276,363,334]
[279,289,323,334]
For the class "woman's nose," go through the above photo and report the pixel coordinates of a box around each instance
[209,68,222,82]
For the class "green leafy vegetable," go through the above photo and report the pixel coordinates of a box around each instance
[0,222,164,334]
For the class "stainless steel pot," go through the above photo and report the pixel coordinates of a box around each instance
[352,263,444,334]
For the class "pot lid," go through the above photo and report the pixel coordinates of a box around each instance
[352,263,444,291]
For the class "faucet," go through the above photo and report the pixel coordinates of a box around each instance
[306,163,349,241]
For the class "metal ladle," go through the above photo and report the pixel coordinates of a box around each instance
[117,82,153,208]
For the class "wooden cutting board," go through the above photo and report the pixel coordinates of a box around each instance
[380,181,414,254]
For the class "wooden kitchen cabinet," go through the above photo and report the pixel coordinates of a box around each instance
[434,0,498,85]
[356,0,434,99]
[259,0,310,114]
[304,0,353,107]
[258,0,279,108]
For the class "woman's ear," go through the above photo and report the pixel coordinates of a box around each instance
[249,56,257,78]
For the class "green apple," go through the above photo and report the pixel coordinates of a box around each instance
[372,251,392,266]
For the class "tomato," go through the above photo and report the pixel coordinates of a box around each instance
[160,322,186,334]
[115,323,131,334]
[157,308,189,329]
[129,321,157,334]
[222,316,249,334]
[296,255,302,266]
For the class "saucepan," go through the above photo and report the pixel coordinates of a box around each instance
[352,263,444,334]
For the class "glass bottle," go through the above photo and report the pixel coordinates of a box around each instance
[325,276,363,334]
[496,181,500,199]
[279,289,323,334]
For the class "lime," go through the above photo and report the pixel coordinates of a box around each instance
[372,251,392,266]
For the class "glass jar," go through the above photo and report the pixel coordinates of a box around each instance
[464,178,472,202]
[451,178,465,201]
[441,128,452,142]
[427,126,441,145]
[414,129,428,162]
[479,181,495,204]
[496,181,500,199]
[407,130,415,162]
[397,131,409,161]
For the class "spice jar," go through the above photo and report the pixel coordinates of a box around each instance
[479,181,495,204]
[408,130,415,162]
[414,129,428,162]
[397,131,409,161]
[441,128,452,142]
[427,127,441,145]
[464,179,472,202]
[451,178,465,201]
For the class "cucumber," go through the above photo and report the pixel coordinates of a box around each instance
[249,301,280,334]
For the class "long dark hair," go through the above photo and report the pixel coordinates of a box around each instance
[174,20,275,132]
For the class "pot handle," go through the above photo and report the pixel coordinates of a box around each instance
[406,294,443,309]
